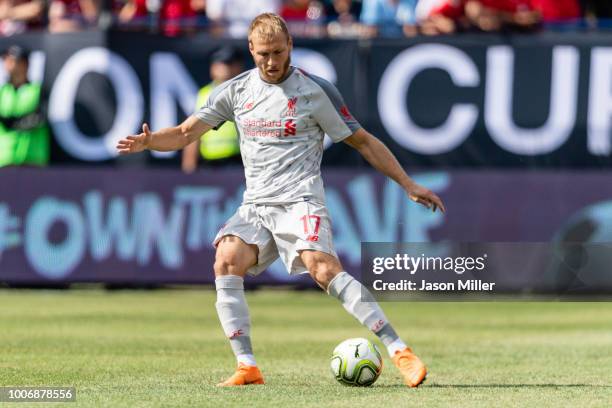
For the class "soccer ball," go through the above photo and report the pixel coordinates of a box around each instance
[330,338,383,386]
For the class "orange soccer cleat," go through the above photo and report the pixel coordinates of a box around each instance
[392,348,427,387]
[216,363,265,387]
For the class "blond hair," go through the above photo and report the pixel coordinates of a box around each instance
[248,13,291,43]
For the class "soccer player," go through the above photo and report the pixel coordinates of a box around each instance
[116,13,445,388]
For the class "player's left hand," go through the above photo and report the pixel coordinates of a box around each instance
[406,183,446,213]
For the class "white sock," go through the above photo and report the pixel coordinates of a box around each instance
[327,272,410,357]
[236,354,257,366]
[386,338,408,357]
[327,271,390,331]
[215,276,254,363]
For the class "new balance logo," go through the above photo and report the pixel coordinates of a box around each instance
[371,319,386,332]
[228,329,244,339]
[284,119,296,136]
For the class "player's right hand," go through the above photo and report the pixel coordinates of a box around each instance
[116,123,152,155]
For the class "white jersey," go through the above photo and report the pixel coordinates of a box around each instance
[195,66,361,205]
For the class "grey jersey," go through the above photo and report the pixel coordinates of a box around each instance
[195,66,361,205]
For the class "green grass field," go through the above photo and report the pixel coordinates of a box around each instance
[0,289,611,407]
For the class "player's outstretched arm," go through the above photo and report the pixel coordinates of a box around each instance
[116,115,212,155]
[344,128,446,213]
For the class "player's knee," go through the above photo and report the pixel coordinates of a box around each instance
[214,250,246,277]
[214,236,257,277]
[308,262,340,289]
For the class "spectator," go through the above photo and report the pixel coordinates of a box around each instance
[0,46,49,168]
[326,0,362,37]
[182,46,244,173]
[0,0,44,36]
[206,0,280,37]
[190,0,207,31]
[417,0,466,35]
[116,0,148,29]
[359,0,419,37]
[116,0,204,35]
[48,0,101,32]
[465,0,540,32]
[530,0,581,23]
[281,0,310,21]
[281,0,327,37]
[159,0,197,36]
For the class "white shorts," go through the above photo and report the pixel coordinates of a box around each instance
[213,201,337,276]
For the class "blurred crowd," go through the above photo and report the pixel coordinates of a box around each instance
[0,0,612,38]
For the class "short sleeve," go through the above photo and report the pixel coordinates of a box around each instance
[194,81,234,129]
[309,75,362,143]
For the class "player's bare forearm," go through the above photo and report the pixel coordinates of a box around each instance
[344,129,414,189]
[344,128,446,212]
[149,116,209,151]
[117,115,210,155]
[147,126,192,152]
